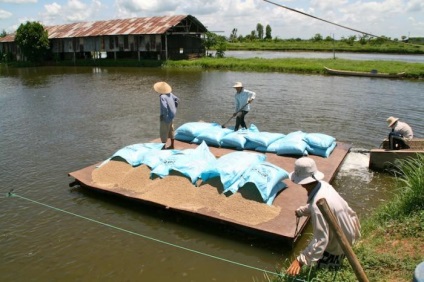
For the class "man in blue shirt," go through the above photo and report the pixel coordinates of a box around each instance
[153,81,180,149]
[232,82,256,131]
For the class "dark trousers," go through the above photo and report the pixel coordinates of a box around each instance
[317,251,345,269]
[388,132,409,150]
[235,110,248,131]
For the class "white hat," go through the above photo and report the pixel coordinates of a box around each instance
[386,116,399,128]
[153,81,172,94]
[233,82,243,88]
[290,157,324,185]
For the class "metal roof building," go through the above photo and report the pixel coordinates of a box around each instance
[0,15,208,61]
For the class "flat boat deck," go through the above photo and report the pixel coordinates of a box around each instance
[69,140,351,243]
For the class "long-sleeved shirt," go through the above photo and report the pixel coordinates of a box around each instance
[393,121,413,140]
[160,93,179,123]
[234,89,256,112]
[296,181,361,266]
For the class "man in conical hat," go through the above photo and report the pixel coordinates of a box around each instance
[232,82,256,131]
[153,81,180,149]
[386,116,413,150]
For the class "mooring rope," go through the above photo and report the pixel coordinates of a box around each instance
[5,191,316,281]
[262,0,424,48]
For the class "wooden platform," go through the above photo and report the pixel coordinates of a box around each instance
[68,140,351,243]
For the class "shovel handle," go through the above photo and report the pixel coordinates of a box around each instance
[221,101,250,128]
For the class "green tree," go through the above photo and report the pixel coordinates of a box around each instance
[324,35,333,42]
[359,34,369,45]
[256,23,264,40]
[249,30,257,41]
[15,21,49,62]
[229,28,238,42]
[203,32,218,56]
[265,24,272,40]
[215,35,227,58]
[311,33,323,42]
[0,30,6,37]
[203,32,226,58]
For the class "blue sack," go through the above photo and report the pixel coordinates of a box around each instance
[303,133,336,149]
[245,131,285,147]
[151,141,217,184]
[175,122,220,140]
[100,143,165,167]
[276,131,309,156]
[201,151,266,193]
[220,130,249,149]
[220,124,259,149]
[142,149,180,170]
[238,162,288,205]
[194,127,233,147]
[307,141,337,158]
[174,132,195,142]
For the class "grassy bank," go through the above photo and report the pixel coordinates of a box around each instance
[164,57,424,79]
[273,155,424,282]
[227,40,424,54]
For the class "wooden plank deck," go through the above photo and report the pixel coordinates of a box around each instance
[68,140,351,243]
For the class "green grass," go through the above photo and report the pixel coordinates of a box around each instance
[227,40,424,54]
[272,155,424,282]
[164,57,424,79]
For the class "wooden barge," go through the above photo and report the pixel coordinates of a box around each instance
[324,66,405,79]
[69,139,351,243]
[369,138,424,171]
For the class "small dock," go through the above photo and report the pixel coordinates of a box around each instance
[369,138,424,171]
[69,140,351,243]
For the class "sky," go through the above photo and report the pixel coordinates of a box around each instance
[0,0,423,40]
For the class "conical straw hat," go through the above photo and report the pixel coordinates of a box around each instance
[386,116,399,127]
[153,81,172,94]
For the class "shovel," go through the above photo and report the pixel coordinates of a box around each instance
[221,101,250,128]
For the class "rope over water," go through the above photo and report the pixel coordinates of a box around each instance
[6,192,316,280]
[262,0,424,48]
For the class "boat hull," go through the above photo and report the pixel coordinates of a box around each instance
[324,67,405,78]
[369,138,424,171]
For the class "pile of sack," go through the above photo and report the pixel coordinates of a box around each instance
[98,141,289,205]
[175,122,337,158]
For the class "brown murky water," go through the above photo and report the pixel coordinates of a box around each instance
[1,65,422,281]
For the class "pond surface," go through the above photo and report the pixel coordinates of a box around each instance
[0,65,423,281]
[226,50,424,63]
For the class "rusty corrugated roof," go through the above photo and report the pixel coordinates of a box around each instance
[0,34,16,43]
[47,15,188,38]
[0,15,207,42]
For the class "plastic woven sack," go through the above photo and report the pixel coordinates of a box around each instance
[238,162,289,205]
[303,133,336,149]
[201,151,266,193]
[151,141,217,183]
[276,131,309,156]
[99,143,165,167]
[175,122,220,139]
[307,141,337,158]
[194,127,233,147]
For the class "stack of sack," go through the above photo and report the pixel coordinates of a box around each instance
[98,141,289,205]
[304,133,337,158]
[174,122,337,158]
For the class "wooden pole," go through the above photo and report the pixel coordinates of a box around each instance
[316,198,369,282]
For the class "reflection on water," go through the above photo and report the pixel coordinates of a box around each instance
[0,66,422,281]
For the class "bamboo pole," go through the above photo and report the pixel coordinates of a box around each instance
[317,198,369,282]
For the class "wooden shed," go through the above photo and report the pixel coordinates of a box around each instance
[0,15,208,61]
